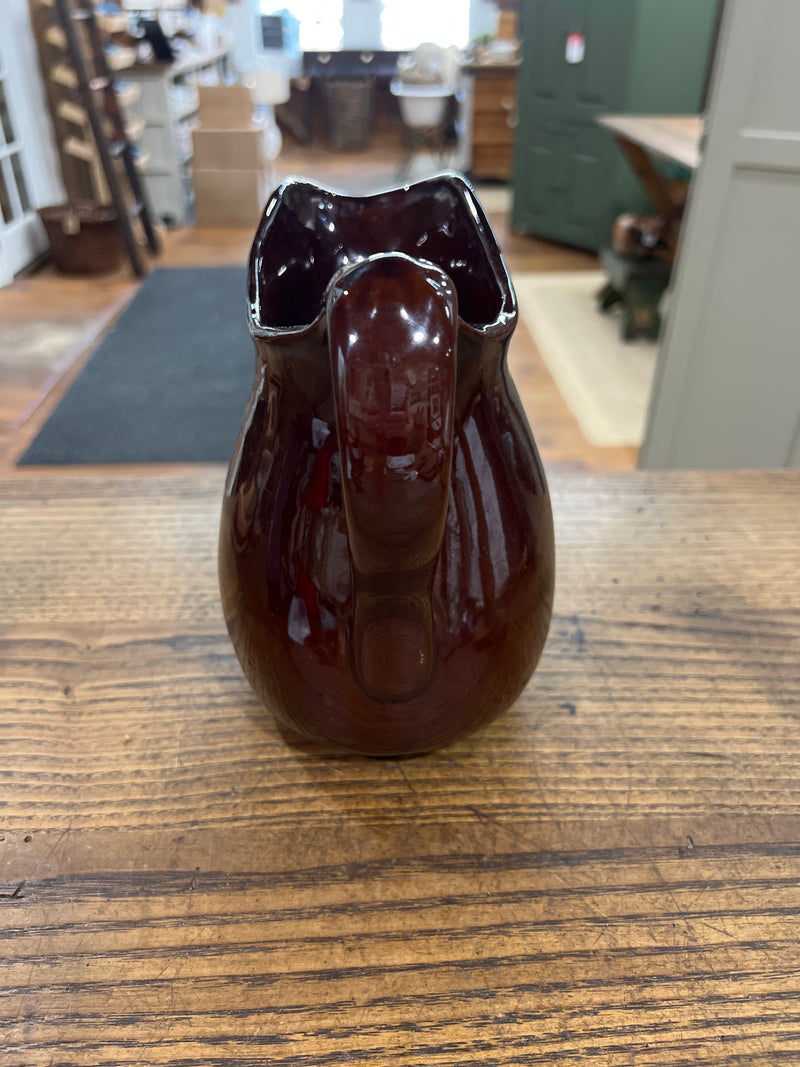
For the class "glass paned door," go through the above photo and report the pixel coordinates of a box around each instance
[0,82,34,222]
[0,22,49,286]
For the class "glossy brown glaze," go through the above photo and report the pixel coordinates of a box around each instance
[219,173,555,755]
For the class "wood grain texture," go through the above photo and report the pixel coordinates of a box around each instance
[2,470,798,1065]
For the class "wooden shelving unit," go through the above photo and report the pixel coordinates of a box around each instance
[463,61,520,181]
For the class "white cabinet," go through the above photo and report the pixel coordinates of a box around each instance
[125,47,229,225]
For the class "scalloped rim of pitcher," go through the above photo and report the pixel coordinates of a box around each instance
[247,171,518,342]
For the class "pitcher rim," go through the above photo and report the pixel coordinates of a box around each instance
[246,171,518,343]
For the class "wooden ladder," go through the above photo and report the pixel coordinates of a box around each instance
[50,0,160,276]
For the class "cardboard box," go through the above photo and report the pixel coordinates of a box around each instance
[193,168,269,227]
[192,125,267,170]
[197,85,254,127]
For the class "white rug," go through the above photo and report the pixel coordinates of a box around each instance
[473,184,512,214]
[514,271,659,448]
[0,321,83,369]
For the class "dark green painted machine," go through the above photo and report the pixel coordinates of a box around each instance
[511,0,719,251]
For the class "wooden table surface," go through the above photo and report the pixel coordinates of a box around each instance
[597,115,704,171]
[2,469,798,1065]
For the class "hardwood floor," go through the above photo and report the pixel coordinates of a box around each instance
[0,146,636,474]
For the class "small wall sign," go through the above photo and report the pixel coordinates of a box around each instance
[565,32,586,64]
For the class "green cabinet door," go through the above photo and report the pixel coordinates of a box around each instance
[516,120,620,249]
[517,121,565,232]
[513,0,637,249]
[519,0,636,123]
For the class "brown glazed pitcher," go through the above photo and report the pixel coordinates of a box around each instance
[219,174,554,756]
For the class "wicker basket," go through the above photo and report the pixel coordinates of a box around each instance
[38,202,122,274]
[321,78,375,151]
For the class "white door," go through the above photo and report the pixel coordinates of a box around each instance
[0,1,64,286]
[640,0,800,469]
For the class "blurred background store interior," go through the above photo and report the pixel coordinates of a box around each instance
[1,0,798,474]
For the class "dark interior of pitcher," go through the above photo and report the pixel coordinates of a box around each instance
[249,175,512,333]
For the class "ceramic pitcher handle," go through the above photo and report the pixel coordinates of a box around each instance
[328,253,457,703]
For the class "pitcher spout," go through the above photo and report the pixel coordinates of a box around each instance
[327,253,457,703]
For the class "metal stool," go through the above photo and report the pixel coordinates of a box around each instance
[598,248,672,342]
